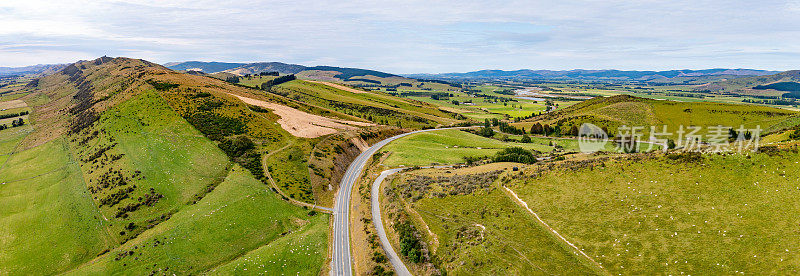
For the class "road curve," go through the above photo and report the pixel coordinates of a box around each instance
[370,168,411,276]
[330,127,465,276]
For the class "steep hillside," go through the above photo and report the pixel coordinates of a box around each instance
[1,57,341,275]
[517,95,799,139]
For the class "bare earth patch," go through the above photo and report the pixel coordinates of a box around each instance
[228,93,372,138]
[307,81,368,94]
[0,100,27,110]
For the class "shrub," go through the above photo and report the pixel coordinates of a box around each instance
[146,80,179,91]
[493,147,537,164]
[218,136,255,157]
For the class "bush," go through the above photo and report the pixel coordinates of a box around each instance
[146,80,179,91]
[477,126,494,137]
[790,130,800,140]
[493,147,537,164]
[218,136,255,157]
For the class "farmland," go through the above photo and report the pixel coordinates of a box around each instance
[380,129,554,166]
[516,95,799,140]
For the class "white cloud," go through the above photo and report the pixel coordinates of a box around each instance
[0,0,798,71]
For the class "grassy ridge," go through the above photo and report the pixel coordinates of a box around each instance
[1,57,331,275]
[272,80,460,128]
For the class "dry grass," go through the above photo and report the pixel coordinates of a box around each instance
[307,81,368,94]
[0,100,27,110]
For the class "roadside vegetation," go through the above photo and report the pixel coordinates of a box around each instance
[383,164,599,275]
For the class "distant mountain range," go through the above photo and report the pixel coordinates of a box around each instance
[407,68,778,82]
[164,61,398,80]
[0,64,67,76]
[161,61,246,73]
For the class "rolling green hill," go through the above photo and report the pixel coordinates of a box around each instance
[517,95,799,139]
[0,57,336,275]
[696,70,800,96]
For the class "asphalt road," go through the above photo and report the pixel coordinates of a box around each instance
[330,128,464,276]
[370,168,411,276]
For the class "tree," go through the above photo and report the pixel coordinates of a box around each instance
[491,118,499,127]
[543,124,552,136]
[224,76,240,83]
[728,128,738,140]
[667,139,676,149]
[569,125,579,136]
[521,135,531,143]
[530,123,543,135]
[478,126,495,137]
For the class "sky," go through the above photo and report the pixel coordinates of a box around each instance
[1,0,799,73]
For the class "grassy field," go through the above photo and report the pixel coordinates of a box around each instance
[506,150,800,274]
[0,138,112,275]
[237,75,278,87]
[207,214,329,275]
[381,129,661,167]
[380,129,554,166]
[386,164,599,275]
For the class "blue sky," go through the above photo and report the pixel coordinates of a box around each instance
[1,0,799,73]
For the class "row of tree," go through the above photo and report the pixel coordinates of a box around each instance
[0,110,28,120]
[260,74,296,90]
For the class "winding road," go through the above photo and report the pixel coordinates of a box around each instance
[330,128,464,276]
